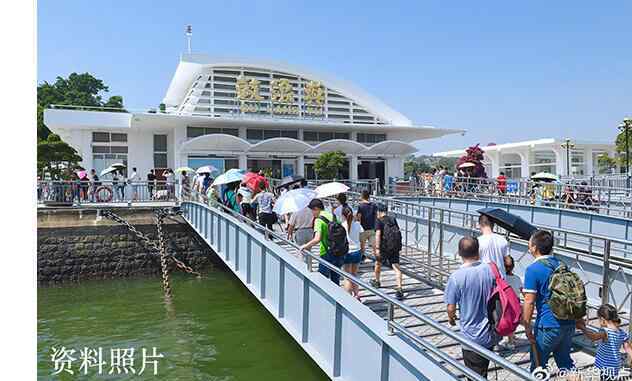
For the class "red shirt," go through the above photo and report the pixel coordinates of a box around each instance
[497,175,507,191]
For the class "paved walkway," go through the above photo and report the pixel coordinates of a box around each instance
[271,223,599,380]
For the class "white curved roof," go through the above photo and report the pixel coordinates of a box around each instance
[179,134,419,156]
[163,54,412,126]
[308,139,368,154]
[364,140,418,155]
[249,138,311,153]
[181,134,251,152]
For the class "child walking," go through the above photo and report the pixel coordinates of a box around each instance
[577,304,632,380]
[503,255,522,349]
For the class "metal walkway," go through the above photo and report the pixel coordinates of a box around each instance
[179,196,632,381]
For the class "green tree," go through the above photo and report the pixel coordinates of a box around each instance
[314,151,346,179]
[37,72,125,139]
[614,122,632,168]
[597,153,618,174]
[37,134,83,179]
[37,73,125,177]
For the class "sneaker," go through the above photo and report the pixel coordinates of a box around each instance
[395,289,405,300]
[369,279,381,288]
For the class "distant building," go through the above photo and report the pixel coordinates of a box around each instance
[44,54,462,185]
[434,138,617,178]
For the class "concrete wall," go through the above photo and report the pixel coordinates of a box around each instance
[37,209,215,283]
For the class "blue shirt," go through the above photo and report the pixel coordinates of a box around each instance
[444,261,496,348]
[595,327,629,375]
[523,256,575,328]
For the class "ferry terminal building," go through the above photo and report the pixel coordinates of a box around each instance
[44,54,462,185]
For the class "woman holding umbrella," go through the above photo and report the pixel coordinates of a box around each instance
[253,180,277,239]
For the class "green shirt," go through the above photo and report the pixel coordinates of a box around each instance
[314,211,334,257]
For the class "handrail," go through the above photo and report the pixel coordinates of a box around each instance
[391,176,631,217]
[183,193,534,380]
[348,190,632,249]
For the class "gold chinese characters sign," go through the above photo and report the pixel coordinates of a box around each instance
[235,76,324,116]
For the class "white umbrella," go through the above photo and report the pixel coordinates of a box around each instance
[273,188,317,215]
[531,172,558,182]
[196,165,218,175]
[314,182,350,198]
[100,166,119,176]
[212,168,245,187]
[175,166,194,174]
[458,162,476,169]
[110,163,126,169]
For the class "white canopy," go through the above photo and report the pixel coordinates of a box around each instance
[249,137,311,153]
[308,139,367,154]
[181,133,250,152]
[364,140,418,156]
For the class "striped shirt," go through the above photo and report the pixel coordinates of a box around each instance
[595,327,629,375]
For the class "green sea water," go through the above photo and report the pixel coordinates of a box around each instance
[37,270,328,381]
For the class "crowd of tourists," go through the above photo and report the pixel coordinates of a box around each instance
[446,218,631,379]
[406,169,603,211]
[38,166,178,203]
[178,168,631,379]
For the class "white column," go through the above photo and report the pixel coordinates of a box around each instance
[297,155,305,176]
[350,155,358,181]
[386,157,404,180]
[486,152,500,177]
[552,147,565,176]
[517,150,529,179]
[239,154,247,170]
[585,148,594,176]
[173,126,186,170]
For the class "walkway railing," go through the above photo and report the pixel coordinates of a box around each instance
[343,192,632,332]
[37,180,179,205]
[181,193,534,381]
[389,176,631,217]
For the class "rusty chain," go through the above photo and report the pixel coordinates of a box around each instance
[101,209,201,277]
[155,210,172,298]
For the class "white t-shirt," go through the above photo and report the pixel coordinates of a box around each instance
[344,220,364,252]
[506,274,523,297]
[477,233,509,278]
[289,207,313,229]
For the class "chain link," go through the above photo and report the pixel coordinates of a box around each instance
[101,209,201,278]
[155,211,172,298]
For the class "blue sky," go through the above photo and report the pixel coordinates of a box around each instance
[38,1,632,154]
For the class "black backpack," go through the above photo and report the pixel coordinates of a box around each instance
[381,216,402,254]
[319,215,349,257]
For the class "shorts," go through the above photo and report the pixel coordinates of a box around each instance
[344,250,362,264]
[258,212,277,226]
[379,250,400,266]
[359,229,376,245]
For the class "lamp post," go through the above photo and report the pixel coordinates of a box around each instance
[561,138,575,177]
[619,117,632,189]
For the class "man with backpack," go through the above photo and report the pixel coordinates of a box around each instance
[356,190,377,261]
[300,198,348,285]
[445,236,496,377]
[370,204,404,300]
[522,230,584,373]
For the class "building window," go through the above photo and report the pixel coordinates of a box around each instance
[92,132,110,142]
[111,133,127,142]
[281,130,298,139]
[303,131,318,142]
[263,130,281,139]
[187,127,239,138]
[357,133,386,144]
[154,134,168,169]
[304,130,349,143]
[247,129,299,142]
[570,149,585,175]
